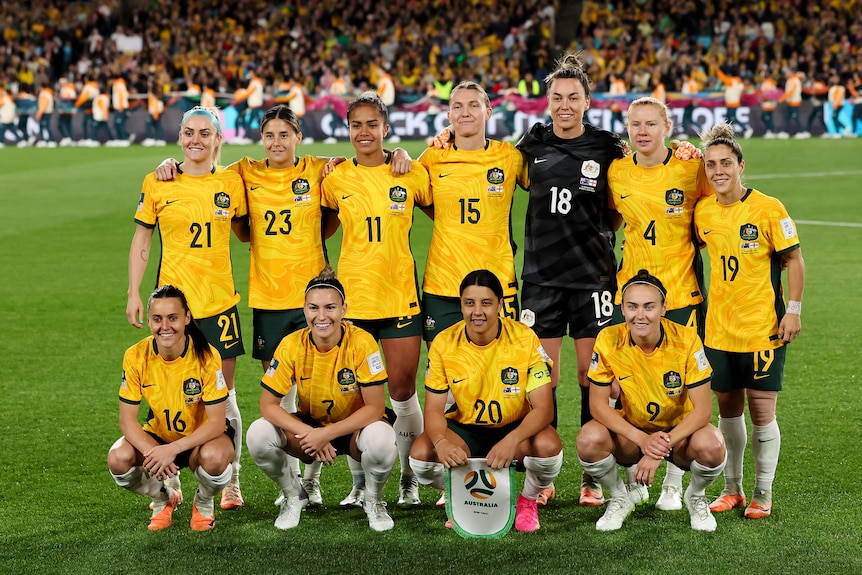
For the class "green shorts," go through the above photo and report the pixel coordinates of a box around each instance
[706,345,786,392]
[447,419,521,458]
[423,293,519,342]
[198,305,245,359]
[611,303,705,341]
[349,314,422,339]
[252,308,307,361]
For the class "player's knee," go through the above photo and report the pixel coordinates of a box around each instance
[107,437,135,474]
[245,417,282,461]
[196,437,234,473]
[576,421,609,458]
[408,433,436,461]
[530,428,563,458]
[691,426,727,467]
[357,421,397,468]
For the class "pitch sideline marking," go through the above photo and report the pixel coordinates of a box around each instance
[796,220,862,228]
[747,170,862,180]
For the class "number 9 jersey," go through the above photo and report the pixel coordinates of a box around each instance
[425,317,553,428]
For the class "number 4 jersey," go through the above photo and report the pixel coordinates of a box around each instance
[517,123,626,289]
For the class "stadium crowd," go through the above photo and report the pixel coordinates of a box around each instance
[1,0,861,145]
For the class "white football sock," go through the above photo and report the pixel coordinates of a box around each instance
[357,421,397,501]
[391,393,423,476]
[688,457,726,497]
[245,417,300,496]
[194,464,232,499]
[347,455,365,487]
[752,418,781,493]
[408,457,445,490]
[111,466,163,498]
[279,386,302,478]
[662,461,685,488]
[225,388,243,478]
[718,415,747,491]
[579,454,626,499]
[522,451,563,500]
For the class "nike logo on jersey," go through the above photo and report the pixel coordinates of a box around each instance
[438,173,452,178]
[753,373,771,380]
[224,341,240,349]
[703,230,713,235]
[165,199,180,205]
[300,376,311,381]
[342,194,354,200]
[597,318,613,327]
[533,158,548,164]
[142,383,156,388]
[618,375,632,381]
[452,377,467,384]
[250,185,262,190]
[396,320,412,329]
[619,194,632,199]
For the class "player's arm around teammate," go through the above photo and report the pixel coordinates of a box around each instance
[109,286,234,531]
[321,91,432,507]
[409,270,562,532]
[694,123,805,520]
[245,268,398,531]
[577,271,725,532]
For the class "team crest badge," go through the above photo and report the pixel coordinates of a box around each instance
[255,335,265,351]
[183,377,203,396]
[446,459,517,538]
[338,368,356,386]
[424,316,436,331]
[214,192,231,208]
[292,179,310,195]
[486,167,505,185]
[582,159,601,178]
[389,186,407,203]
[665,188,684,206]
[740,223,759,241]
[663,371,682,389]
[501,367,519,385]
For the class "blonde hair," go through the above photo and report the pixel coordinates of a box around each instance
[450,80,491,109]
[180,106,223,165]
[627,96,670,124]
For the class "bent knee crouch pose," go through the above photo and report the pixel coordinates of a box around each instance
[108,286,235,532]
[577,271,726,532]
[245,268,398,531]
[410,270,562,533]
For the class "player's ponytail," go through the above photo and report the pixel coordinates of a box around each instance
[620,269,667,304]
[148,285,213,364]
[545,51,593,98]
[305,265,346,303]
[700,122,744,163]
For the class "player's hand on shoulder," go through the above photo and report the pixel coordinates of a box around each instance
[323,156,347,177]
[427,127,454,150]
[671,140,703,160]
[389,147,413,175]
[155,158,179,181]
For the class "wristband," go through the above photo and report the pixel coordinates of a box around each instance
[433,437,446,447]
[786,300,802,315]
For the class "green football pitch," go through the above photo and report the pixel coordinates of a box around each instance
[1,137,860,574]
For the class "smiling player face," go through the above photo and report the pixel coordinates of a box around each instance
[148,297,191,356]
[180,116,220,165]
[461,285,502,345]
[548,77,590,138]
[262,118,302,169]
[304,288,347,348]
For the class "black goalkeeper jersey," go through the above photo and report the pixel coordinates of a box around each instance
[517,122,625,290]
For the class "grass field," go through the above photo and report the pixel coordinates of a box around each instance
[1,137,861,575]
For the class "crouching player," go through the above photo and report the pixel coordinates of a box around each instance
[108,285,235,531]
[577,270,726,531]
[409,270,562,532]
[245,267,398,531]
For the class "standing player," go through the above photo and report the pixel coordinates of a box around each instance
[109,285,235,531]
[516,52,627,506]
[409,270,562,532]
[577,270,726,532]
[126,106,248,511]
[322,91,431,507]
[607,96,712,510]
[246,267,398,531]
[419,81,528,344]
[694,123,805,519]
